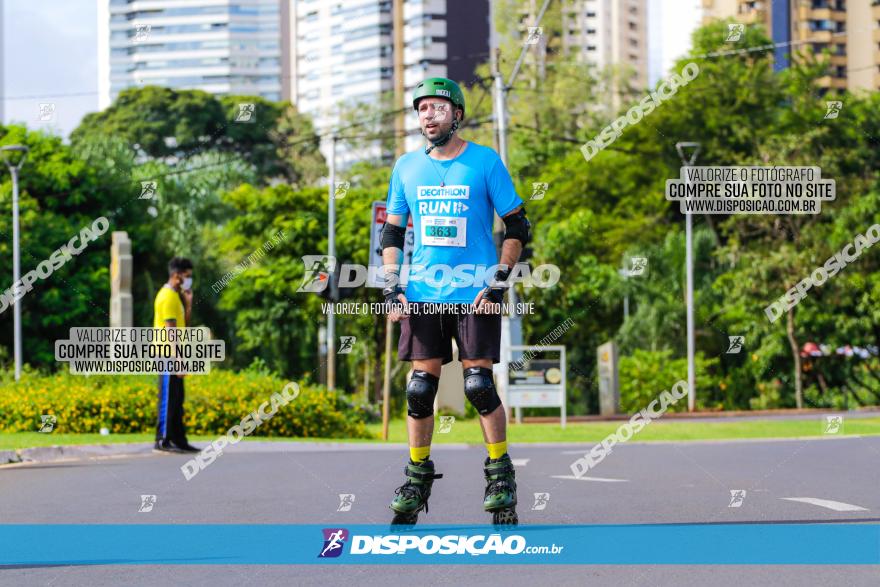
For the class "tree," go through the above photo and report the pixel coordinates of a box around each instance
[0,125,148,366]
[69,87,327,354]
[211,183,326,376]
[681,23,880,408]
[72,86,324,185]
[211,174,384,385]
[270,103,327,188]
[72,86,225,158]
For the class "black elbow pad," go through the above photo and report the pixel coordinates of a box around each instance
[502,208,531,246]
[380,222,406,250]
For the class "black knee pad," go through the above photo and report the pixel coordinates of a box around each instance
[463,367,502,415]
[407,370,439,419]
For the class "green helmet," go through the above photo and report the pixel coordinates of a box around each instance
[412,77,465,118]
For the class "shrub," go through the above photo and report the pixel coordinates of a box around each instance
[618,349,720,413]
[0,369,373,439]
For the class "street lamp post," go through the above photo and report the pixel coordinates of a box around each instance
[618,266,630,321]
[1,145,30,382]
[327,135,338,391]
[675,142,701,412]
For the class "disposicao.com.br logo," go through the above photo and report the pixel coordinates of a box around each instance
[318,529,564,558]
[318,528,349,558]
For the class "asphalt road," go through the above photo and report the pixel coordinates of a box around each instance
[1,436,879,586]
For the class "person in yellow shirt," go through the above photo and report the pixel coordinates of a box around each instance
[153,257,199,454]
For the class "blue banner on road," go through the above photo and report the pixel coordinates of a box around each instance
[1,524,878,565]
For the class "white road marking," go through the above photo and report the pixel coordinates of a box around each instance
[780,497,868,512]
[557,435,865,449]
[511,458,530,467]
[551,475,629,483]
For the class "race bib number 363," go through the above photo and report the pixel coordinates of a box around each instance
[422,216,466,247]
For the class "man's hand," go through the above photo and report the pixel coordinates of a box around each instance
[383,273,409,322]
[181,289,193,308]
[472,286,502,314]
[472,267,511,315]
[387,292,410,322]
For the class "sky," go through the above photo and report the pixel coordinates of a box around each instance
[2,0,99,137]
[0,0,702,139]
[651,0,704,86]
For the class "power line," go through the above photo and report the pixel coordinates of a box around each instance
[510,123,582,144]
[5,114,495,206]
[330,106,411,135]
[3,90,99,102]
[1,51,498,102]
[327,72,497,135]
[336,116,494,142]
[0,152,265,207]
[693,23,879,61]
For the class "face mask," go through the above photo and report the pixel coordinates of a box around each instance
[182,277,193,291]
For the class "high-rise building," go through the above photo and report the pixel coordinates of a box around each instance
[288,0,394,157]
[288,0,491,166]
[700,0,739,23]
[701,0,878,93]
[510,0,648,111]
[559,0,649,89]
[97,0,284,110]
[402,0,491,152]
[845,0,878,92]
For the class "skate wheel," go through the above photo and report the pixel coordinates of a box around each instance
[391,511,419,526]
[492,508,518,526]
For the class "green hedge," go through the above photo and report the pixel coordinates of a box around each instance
[0,369,374,439]
[618,349,720,413]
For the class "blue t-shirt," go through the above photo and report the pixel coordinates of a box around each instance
[386,142,523,303]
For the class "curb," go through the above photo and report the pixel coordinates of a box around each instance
[0,441,472,465]
[5,430,878,465]
[0,450,21,464]
[521,407,880,424]
[1,443,155,465]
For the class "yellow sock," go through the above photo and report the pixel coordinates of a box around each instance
[486,440,508,460]
[410,445,431,463]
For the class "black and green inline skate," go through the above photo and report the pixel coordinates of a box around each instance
[389,459,443,525]
[483,453,518,525]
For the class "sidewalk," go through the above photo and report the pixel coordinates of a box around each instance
[3,408,876,465]
[0,440,462,466]
[519,406,880,424]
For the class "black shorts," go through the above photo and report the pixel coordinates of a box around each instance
[398,303,502,365]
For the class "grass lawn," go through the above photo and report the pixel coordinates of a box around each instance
[367,416,880,444]
[0,432,379,451]
[3,417,880,451]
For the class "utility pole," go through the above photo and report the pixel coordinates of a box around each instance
[1,145,29,382]
[327,134,338,390]
[492,0,553,413]
[393,0,405,159]
[676,142,701,412]
[382,0,407,439]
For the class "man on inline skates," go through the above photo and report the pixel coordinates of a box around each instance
[380,77,531,525]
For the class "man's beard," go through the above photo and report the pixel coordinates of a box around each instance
[422,122,453,138]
